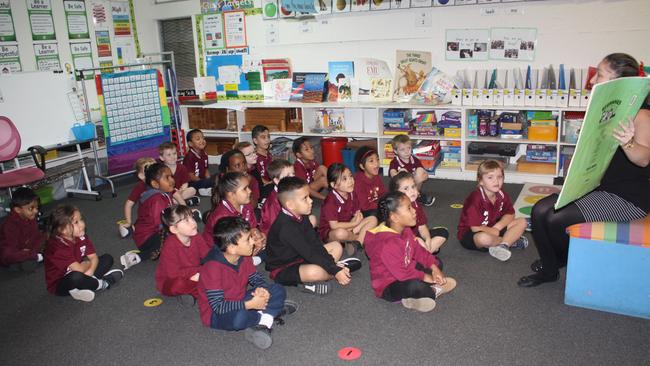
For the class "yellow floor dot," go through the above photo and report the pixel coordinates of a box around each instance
[144,298,163,307]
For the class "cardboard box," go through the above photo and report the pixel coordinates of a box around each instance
[444,128,461,138]
[516,156,555,174]
[528,125,558,141]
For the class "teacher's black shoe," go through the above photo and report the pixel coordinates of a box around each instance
[530,259,543,273]
[517,272,559,287]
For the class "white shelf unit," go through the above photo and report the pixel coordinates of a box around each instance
[180,102,585,184]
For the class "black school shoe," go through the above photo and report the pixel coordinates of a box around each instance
[337,257,362,273]
[102,269,124,287]
[245,325,272,350]
[185,196,200,207]
[341,240,362,257]
[530,259,543,273]
[517,272,559,287]
[275,300,299,326]
[418,193,436,207]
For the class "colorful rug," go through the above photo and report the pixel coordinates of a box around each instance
[513,183,562,219]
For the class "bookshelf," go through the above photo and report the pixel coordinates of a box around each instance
[180,102,586,184]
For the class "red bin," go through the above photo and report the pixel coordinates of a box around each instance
[320,137,348,167]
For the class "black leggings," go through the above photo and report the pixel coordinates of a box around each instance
[381,279,436,302]
[55,254,113,296]
[138,234,162,261]
[530,194,586,277]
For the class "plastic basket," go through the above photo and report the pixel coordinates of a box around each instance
[71,122,96,141]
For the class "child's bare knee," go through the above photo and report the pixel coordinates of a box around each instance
[474,232,495,247]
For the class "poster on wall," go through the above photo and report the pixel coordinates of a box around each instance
[391,0,410,9]
[27,0,56,41]
[445,29,489,61]
[99,59,113,73]
[351,0,370,12]
[34,42,61,71]
[91,0,110,30]
[64,0,90,39]
[114,36,136,65]
[203,13,225,52]
[71,42,94,79]
[0,0,17,42]
[489,27,537,61]
[0,44,21,73]
[200,0,254,13]
[223,10,247,48]
[95,30,112,57]
[370,0,390,11]
[262,0,279,19]
[111,1,131,36]
[410,0,431,8]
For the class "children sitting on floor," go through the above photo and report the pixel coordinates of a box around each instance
[389,134,435,206]
[259,159,295,234]
[119,157,156,238]
[389,171,448,254]
[319,163,377,252]
[159,141,199,206]
[457,160,528,262]
[155,205,211,304]
[198,216,297,350]
[0,187,44,272]
[182,129,213,197]
[292,137,328,200]
[44,205,123,302]
[353,146,386,217]
[234,141,265,202]
[120,162,175,269]
[265,177,362,296]
[365,192,456,312]
[252,125,273,185]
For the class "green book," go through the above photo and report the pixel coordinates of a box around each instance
[555,77,650,209]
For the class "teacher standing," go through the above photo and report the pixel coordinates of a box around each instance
[518,53,650,287]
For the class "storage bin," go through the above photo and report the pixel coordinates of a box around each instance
[71,122,96,141]
[320,137,348,167]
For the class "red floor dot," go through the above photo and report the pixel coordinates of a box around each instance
[338,347,362,361]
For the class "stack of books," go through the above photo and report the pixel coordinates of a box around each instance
[438,111,462,138]
[414,140,441,172]
[439,140,462,168]
[383,143,395,165]
[383,109,412,134]
[498,112,523,139]
[411,111,440,136]
[526,144,557,163]
[527,111,558,141]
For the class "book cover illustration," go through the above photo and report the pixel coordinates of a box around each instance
[303,73,328,103]
[262,58,291,81]
[338,78,352,102]
[371,78,392,101]
[290,72,308,101]
[327,61,354,102]
[393,50,431,102]
[356,58,392,102]
[412,67,456,105]
[272,78,292,101]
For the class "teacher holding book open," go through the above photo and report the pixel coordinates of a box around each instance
[518,53,650,287]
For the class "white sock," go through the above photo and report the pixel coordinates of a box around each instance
[499,242,509,248]
[257,312,274,329]
[36,253,43,262]
[96,279,107,291]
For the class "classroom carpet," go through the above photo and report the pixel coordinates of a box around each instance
[0,177,648,366]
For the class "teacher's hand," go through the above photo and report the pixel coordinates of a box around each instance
[613,117,635,146]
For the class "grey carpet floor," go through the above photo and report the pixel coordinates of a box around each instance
[0,177,648,366]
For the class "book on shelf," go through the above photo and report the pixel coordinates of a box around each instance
[262,58,292,82]
[289,72,308,101]
[393,50,432,103]
[327,61,355,102]
[272,79,292,101]
[356,58,392,102]
[302,73,327,103]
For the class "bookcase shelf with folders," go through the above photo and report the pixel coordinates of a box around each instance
[180,102,586,184]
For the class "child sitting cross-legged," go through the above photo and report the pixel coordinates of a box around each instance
[119,157,156,238]
[159,141,200,207]
[457,160,528,262]
[198,216,298,350]
[353,146,386,217]
[182,129,213,197]
[44,205,124,302]
[155,205,211,305]
[389,134,435,206]
[365,192,456,312]
[265,177,362,296]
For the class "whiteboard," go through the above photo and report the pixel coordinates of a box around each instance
[0,71,80,151]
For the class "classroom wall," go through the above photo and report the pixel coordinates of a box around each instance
[133,0,650,80]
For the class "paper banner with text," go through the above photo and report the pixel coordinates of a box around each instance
[0,44,21,73]
[34,42,61,71]
[200,0,254,13]
[0,0,16,42]
[27,0,56,41]
[65,0,90,39]
[71,42,94,79]
[111,1,131,36]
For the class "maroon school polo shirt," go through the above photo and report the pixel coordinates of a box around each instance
[134,192,174,247]
[127,180,146,202]
[259,186,280,235]
[182,148,209,179]
[410,201,428,236]
[204,200,257,244]
[353,171,386,212]
[389,155,423,174]
[294,159,319,184]
[457,186,514,241]
[44,235,96,294]
[172,164,191,189]
[255,152,273,181]
[319,189,360,241]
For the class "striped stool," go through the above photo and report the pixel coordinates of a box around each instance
[564,216,650,319]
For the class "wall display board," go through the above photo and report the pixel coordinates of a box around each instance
[27,0,56,41]
[445,29,489,61]
[0,43,21,72]
[489,27,537,61]
[200,0,254,13]
[70,41,93,79]
[0,0,16,42]
[111,1,131,36]
[64,0,90,39]
[33,42,60,71]
[96,68,171,174]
